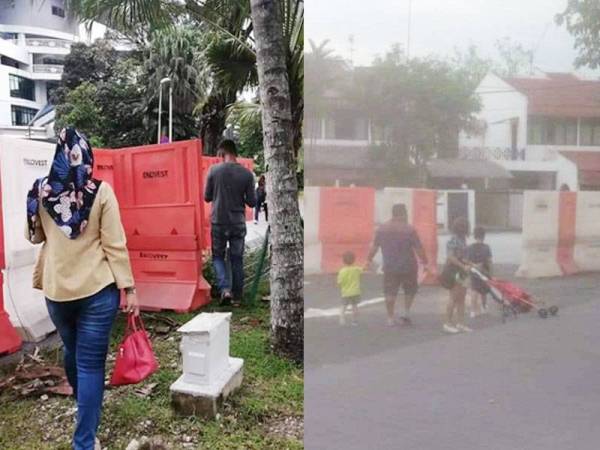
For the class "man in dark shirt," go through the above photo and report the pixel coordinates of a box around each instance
[204,140,256,304]
[366,203,428,326]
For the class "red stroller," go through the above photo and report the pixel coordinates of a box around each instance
[469,267,559,322]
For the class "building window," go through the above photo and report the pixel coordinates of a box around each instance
[52,6,65,18]
[324,111,369,140]
[527,117,577,145]
[46,81,60,104]
[9,74,36,101]
[11,105,38,126]
[579,119,600,146]
[1,56,20,69]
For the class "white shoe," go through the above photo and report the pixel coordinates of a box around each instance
[443,323,460,334]
[456,324,473,333]
[470,311,476,319]
[387,318,397,327]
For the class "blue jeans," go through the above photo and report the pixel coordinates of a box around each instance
[211,223,246,299]
[46,284,120,450]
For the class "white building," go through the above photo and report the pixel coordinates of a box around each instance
[460,71,600,191]
[0,0,80,139]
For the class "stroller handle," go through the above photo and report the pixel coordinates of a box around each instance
[469,266,490,282]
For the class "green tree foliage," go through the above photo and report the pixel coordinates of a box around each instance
[369,48,480,181]
[556,0,600,68]
[66,0,304,158]
[55,82,105,146]
[494,37,533,76]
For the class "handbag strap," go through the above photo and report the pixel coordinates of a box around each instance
[125,313,146,335]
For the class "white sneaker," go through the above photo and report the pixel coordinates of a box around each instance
[470,311,477,319]
[456,324,473,332]
[443,323,460,334]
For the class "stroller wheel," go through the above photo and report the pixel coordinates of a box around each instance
[538,308,548,319]
[549,305,559,316]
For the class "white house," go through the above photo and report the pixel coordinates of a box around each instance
[460,71,600,191]
[0,0,80,139]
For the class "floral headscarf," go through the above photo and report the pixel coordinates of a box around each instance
[27,127,102,239]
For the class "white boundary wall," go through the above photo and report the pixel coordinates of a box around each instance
[574,191,600,272]
[516,191,562,278]
[0,136,56,341]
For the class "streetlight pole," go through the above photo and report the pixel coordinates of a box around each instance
[157,77,172,144]
[407,0,412,61]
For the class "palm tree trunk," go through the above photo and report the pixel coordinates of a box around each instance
[250,0,303,363]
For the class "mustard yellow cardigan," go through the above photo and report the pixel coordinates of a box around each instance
[26,182,134,301]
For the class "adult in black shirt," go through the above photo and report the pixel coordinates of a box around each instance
[204,140,256,303]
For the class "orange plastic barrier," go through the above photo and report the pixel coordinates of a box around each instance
[93,149,117,191]
[108,140,210,312]
[0,171,21,354]
[557,192,579,275]
[412,189,439,284]
[318,187,375,243]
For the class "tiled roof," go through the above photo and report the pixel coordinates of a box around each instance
[503,73,600,118]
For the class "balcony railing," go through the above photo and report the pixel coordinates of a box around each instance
[26,38,71,49]
[32,64,64,74]
[459,146,526,161]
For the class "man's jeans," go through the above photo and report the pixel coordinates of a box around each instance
[211,223,247,299]
[46,284,120,450]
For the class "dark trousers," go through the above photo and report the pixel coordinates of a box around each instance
[45,283,120,450]
[211,223,247,299]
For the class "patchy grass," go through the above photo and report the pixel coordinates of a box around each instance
[0,281,303,449]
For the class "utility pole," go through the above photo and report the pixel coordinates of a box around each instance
[348,34,355,67]
[407,0,412,61]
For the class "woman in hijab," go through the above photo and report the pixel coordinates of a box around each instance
[26,127,138,450]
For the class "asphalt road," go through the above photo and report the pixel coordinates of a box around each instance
[304,266,600,450]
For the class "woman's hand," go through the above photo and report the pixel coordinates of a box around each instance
[124,292,140,316]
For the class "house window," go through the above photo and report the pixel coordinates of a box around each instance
[9,74,35,101]
[11,105,38,126]
[324,111,369,140]
[527,117,576,145]
[52,6,65,18]
[579,119,600,146]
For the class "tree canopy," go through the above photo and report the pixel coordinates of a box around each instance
[556,1,600,69]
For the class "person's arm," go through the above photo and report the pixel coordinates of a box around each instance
[412,230,428,266]
[204,168,214,203]
[25,180,46,244]
[486,246,493,276]
[365,230,381,269]
[447,240,470,271]
[245,173,257,208]
[24,218,45,244]
[99,184,139,315]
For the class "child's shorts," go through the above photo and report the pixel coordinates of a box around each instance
[342,295,360,306]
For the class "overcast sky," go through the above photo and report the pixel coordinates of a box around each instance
[306,0,598,76]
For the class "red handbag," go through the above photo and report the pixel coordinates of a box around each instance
[110,314,159,386]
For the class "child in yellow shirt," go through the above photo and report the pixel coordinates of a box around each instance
[337,251,363,325]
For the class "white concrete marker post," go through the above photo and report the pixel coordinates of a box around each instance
[170,312,244,418]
